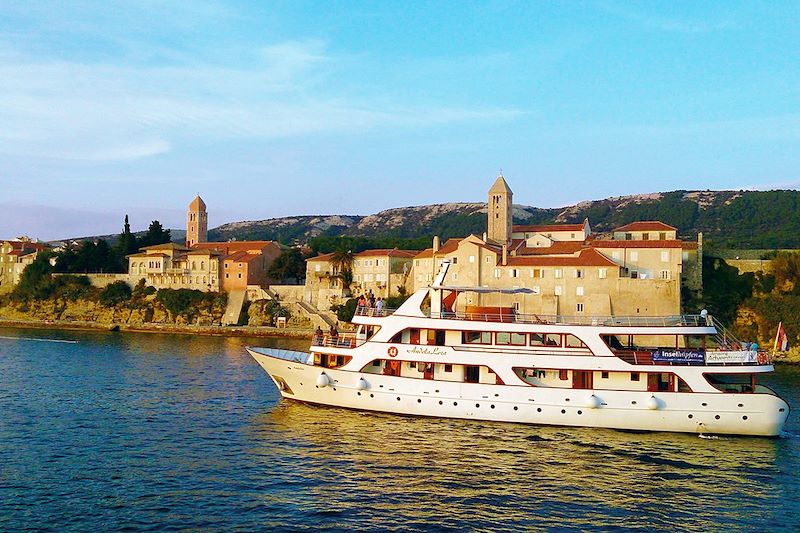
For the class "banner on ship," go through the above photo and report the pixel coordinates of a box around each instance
[705,350,758,364]
[652,349,705,363]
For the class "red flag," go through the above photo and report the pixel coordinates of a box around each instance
[774,321,789,352]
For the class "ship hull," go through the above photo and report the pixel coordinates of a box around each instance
[248,348,790,437]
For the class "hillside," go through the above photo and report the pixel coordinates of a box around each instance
[65,189,800,250]
[207,189,800,250]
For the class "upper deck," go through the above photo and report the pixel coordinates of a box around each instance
[355,305,710,328]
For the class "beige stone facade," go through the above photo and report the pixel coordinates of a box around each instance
[304,249,415,309]
[186,196,208,247]
[0,239,49,294]
[409,176,701,317]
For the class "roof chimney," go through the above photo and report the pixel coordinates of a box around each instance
[433,236,440,253]
[483,232,488,242]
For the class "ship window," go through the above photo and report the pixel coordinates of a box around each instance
[496,332,526,346]
[444,364,453,372]
[559,370,569,380]
[565,334,586,348]
[704,373,757,393]
[601,371,609,379]
[409,362,416,369]
[531,333,560,347]
[463,331,492,344]
[372,360,381,367]
[631,372,640,382]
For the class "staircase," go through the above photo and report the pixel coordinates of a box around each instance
[297,300,337,329]
[223,289,246,326]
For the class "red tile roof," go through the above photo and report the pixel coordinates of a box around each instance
[355,249,417,258]
[192,241,275,254]
[413,248,434,259]
[224,251,261,263]
[307,252,336,262]
[613,221,677,232]
[435,238,462,256]
[590,240,685,249]
[506,248,618,267]
[513,223,586,233]
[517,241,586,256]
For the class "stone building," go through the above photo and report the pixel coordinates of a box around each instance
[409,175,702,317]
[0,238,49,294]
[126,196,282,294]
[304,248,415,309]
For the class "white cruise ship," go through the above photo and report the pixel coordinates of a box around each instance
[247,262,790,436]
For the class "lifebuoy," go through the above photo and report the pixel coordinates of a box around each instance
[388,346,398,357]
[757,351,767,365]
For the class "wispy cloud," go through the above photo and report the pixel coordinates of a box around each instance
[0,32,522,163]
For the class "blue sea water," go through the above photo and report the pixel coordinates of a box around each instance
[1,326,799,531]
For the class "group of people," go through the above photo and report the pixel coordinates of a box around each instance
[313,324,340,346]
[357,290,385,316]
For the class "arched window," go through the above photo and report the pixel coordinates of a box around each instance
[203,276,207,284]
[200,261,205,270]
[192,261,196,270]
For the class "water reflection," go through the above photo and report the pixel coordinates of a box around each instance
[0,327,797,531]
[250,398,798,530]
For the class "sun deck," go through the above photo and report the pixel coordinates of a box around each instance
[355,305,711,328]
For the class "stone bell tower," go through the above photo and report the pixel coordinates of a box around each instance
[186,195,208,247]
[487,174,513,244]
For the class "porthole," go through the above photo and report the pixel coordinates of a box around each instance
[357,392,361,396]
[417,399,422,403]
[435,390,440,393]
[742,416,748,420]
[370,393,374,398]
[688,414,693,419]
[565,398,570,402]
[494,393,499,397]
[454,402,458,406]
[715,415,721,420]
[780,408,786,412]
[332,387,336,391]
[738,403,744,408]
[537,407,542,413]
[438,401,443,405]
[300,383,303,386]
[577,410,583,415]
[396,397,401,401]
[631,401,637,405]
[490,405,495,409]
[476,403,480,408]
[513,406,519,411]
[561,409,566,414]
[702,402,707,407]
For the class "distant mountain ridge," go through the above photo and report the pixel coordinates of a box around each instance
[65,189,800,250]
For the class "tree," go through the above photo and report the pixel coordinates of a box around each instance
[115,214,139,257]
[99,280,133,306]
[54,239,123,273]
[267,248,306,283]
[140,220,171,248]
[12,252,55,300]
[330,248,354,294]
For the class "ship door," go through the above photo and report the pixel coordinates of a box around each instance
[410,329,420,345]
[423,363,434,380]
[465,366,480,383]
[572,370,593,390]
[649,373,674,392]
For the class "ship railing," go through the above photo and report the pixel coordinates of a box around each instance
[427,311,708,327]
[311,333,364,349]
[354,306,396,317]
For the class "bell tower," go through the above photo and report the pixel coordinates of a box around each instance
[487,174,513,244]
[186,195,207,247]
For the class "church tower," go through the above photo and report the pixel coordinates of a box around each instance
[487,175,513,244]
[186,195,207,247]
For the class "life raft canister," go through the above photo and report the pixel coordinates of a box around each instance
[387,346,398,357]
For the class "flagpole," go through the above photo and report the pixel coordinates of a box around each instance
[773,320,782,355]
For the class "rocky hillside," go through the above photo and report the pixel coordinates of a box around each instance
[68,189,800,250]
[207,189,800,250]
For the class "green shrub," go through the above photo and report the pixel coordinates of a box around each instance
[336,298,358,322]
[99,281,132,307]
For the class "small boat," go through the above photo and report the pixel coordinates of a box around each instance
[247,261,790,436]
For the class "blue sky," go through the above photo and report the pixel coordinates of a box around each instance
[1,1,799,239]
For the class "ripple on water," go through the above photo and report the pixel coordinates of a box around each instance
[0,327,799,531]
